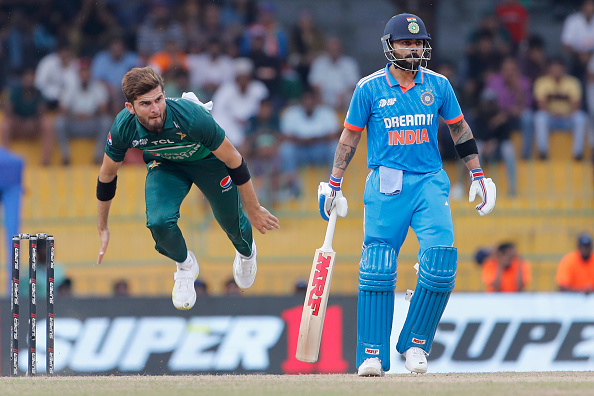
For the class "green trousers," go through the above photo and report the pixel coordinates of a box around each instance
[144,154,253,263]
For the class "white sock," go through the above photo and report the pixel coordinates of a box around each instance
[177,252,193,270]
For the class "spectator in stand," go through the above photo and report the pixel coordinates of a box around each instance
[240,2,288,61]
[177,0,202,51]
[308,36,360,112]
[294,278,308,295]
[108,0,147,43]
[54,59,111,165]
[473,88,518,196]
[35,42,78,111]
[211,58,268,148]
[91,36,139,115]
[279,89,340,197]
[245,24,284,104]
[221,0,258,28]
[245,97,282,206]
[113,279,130,297]
[224,277,242,295]
[194,278,208,296]
[519,35,548,86]
[136,1,185,60]
[1,68,55,166]
[163,68,199,99]
[482,242,531,292]
[187,37,234,101]
[533,58,588,160]
[495,0,529,53]
[149,38,188,77]
[289,9,326,89]
[474,246,493,267]
[463,30,507,111]
[69,0,121,57]
[561,0,594,80]
[557,233,594,293]
[2,8,56,80]
[466,13,512,57]
[485,56,531,188]
[183,2,236,52]
[58,278,73,297]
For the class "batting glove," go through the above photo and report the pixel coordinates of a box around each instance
[318,176,348,220]
[468,168,496,216]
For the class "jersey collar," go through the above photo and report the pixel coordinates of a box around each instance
[384,63,425,90]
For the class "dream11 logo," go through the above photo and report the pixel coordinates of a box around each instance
[281,305,349,374]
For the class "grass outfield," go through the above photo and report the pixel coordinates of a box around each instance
[1,372,593,396]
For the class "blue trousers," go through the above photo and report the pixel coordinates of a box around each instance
[363,168,454,258]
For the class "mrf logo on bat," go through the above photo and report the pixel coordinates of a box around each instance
[307,253,332,315]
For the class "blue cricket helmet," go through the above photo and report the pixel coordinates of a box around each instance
[383,13,431,41]
[381,13,432,71]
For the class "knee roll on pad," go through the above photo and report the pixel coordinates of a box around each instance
[396,246,457,354]
[357,243,397,371]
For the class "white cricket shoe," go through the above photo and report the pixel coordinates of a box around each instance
[404,347,428,374]
[357,357,384,377]
[233,241,257,289]
[172,251,199,310]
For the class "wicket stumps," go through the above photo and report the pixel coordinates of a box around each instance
[10,233,55,376]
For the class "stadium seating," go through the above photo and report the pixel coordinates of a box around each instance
[1,133,592,296]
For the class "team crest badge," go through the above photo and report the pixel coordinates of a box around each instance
[421,91,434,106]
[407,17,419,34]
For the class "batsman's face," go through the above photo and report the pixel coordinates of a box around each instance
[126,87,167,133]
[391,39,424,67]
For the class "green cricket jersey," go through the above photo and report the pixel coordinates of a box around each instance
[105,97,226,163]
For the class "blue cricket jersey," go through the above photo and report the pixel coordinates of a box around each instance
[345,63,463,173]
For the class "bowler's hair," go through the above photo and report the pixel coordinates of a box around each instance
[121,67,164,103]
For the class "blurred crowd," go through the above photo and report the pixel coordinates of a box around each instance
[0,0,360,206]
[1,0,594,204]
[438,0,594,198]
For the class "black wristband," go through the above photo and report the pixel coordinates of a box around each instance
[97,176,117,201]
[225,157,251,186]
[455,138,479,159]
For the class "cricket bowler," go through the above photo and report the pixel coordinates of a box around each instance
[96,67,279,310]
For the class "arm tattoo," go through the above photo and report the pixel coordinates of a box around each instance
[333,142,357,170]
[449,120,473,145]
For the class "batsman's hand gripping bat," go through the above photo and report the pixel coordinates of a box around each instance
[296,207,339,363]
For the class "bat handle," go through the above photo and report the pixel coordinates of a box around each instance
[320,208,338,252]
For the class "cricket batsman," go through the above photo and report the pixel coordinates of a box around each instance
[96,67,279,310]
[317,13,496,375]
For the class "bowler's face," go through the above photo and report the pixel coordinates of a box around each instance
[126,87,167,133]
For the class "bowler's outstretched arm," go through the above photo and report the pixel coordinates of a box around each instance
[97,154,122,264]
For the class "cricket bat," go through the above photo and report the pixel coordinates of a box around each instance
[296,208,339,363]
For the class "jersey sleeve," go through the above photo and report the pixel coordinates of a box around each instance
[344,84,371,132]
[185,101,226,151]
[439,79,464,124]
[104,117,130,163]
